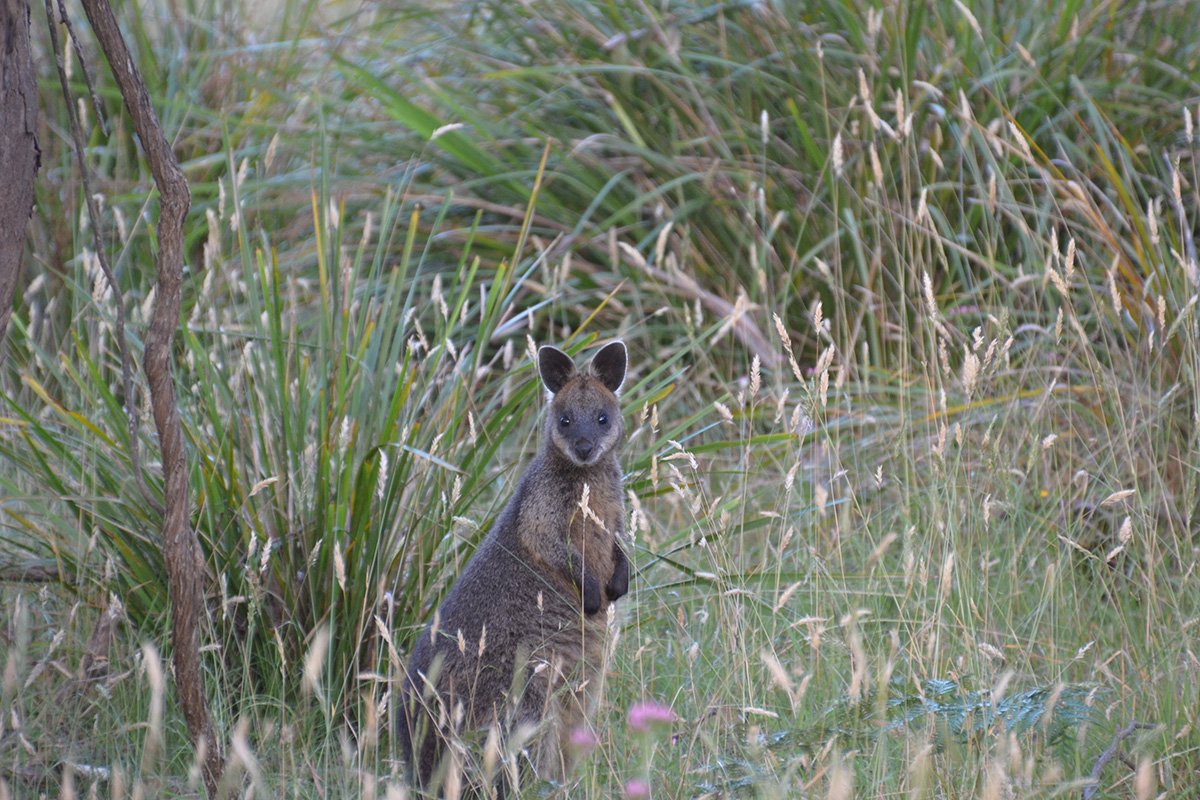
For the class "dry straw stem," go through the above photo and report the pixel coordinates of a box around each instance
[139,643,166,778]
[76,0,224,794]
[826,754,853,800]
[619,249,781,367]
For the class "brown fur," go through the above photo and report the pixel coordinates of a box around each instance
[398,341,630,792]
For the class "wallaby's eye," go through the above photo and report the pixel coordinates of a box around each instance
[598,413,608,426]
[559,415,571,428]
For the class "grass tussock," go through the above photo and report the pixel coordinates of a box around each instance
[2,0,1199,797]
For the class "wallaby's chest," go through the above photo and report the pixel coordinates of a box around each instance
[567,478,622,548]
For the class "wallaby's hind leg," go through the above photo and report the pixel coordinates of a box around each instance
[397,680,439,788]
[401,707,450,791]
[540,678,602,783]
[527,656,608,785]
[509,666,575,784]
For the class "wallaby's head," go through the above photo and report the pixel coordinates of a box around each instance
[537,341,627,467]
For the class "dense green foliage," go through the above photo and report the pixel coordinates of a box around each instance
[2,0,1198,796]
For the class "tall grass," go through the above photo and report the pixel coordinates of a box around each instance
[2,0,1198,796]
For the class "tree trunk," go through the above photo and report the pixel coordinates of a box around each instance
[0,0,40,359]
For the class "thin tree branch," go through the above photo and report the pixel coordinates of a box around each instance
[74,1,223,796]
[1081,720,1155,800]
[53,0,108,136]
[43,0,159,516]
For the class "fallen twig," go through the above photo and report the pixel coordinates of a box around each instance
[0,560,66,583]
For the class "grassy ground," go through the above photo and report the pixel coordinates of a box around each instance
[2,0,1199,796]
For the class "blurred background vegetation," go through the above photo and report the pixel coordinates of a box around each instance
[1,0,1198,796]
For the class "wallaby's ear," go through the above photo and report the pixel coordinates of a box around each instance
[591,341,627,393]
[538,346,576,394]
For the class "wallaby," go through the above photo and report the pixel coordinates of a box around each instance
[398,341,631,792]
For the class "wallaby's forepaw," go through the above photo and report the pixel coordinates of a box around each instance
[606,542,629,602]
[582,574,603,615]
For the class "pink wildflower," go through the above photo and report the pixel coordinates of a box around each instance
[627,700,677,732]
[568,725,598,753]
[625,778,650,798]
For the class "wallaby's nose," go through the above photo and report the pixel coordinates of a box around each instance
[574,438,594,459]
